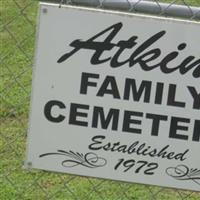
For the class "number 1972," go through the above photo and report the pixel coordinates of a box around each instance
[114,158,158,175]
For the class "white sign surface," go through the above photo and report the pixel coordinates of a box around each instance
[27,3,200,192]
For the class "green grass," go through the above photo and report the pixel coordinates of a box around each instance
[160,0,200,7]
[0,0,200,199]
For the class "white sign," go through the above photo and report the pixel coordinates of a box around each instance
[26,3,200,192]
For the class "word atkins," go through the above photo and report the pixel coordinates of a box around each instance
[58,22,200,78]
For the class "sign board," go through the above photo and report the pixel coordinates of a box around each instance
[26,3,200,192]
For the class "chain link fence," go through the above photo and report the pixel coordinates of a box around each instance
[0,0,200,199]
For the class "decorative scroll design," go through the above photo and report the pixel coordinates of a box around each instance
[39,150,107,168]
[166,165,200,186]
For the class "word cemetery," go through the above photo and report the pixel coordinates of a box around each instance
[44,72,200,142]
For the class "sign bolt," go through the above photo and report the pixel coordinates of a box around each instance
[42,8,48,14]
[26,161,33,168]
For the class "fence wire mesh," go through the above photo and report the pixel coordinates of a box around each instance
[0,0,200,199]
